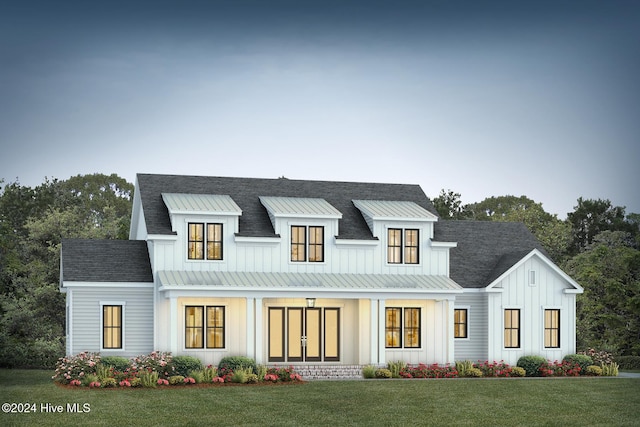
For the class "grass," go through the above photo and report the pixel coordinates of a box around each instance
[1,370,640,426]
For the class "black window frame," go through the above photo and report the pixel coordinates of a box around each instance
[185,305,226,349]
[504,309,520,349]
[187,222,223,261]
[291,225,324,263]
[387,228,419,264]
[102,305,123,349]
[454,308,468,339]
[544,309,560,348]
[404,307,421,348]
[385,307,421,349]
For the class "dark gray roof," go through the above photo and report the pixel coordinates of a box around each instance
[434,221,547,288]
[61,239,153,283]
[136,173,439,239]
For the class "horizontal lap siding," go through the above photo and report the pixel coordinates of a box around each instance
[454,293,487,362]
[70,287,154,357]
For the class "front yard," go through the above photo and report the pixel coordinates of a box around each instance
[1,369,639,426]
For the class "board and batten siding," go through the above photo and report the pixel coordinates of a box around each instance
[67,285,153,357]
[486,255,578,366]
[454,292,488,362]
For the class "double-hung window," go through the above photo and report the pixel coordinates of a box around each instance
[102,304,123,349]
[291,226,324,262]
[387,228,419,264]
[504,309,520,348]
[188,223,223,260]
[385,307,421,348]
[544,309,560,348]
[454,309,468,339]
[185,306,225,349]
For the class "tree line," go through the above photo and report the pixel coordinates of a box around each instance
[0,176,638,368]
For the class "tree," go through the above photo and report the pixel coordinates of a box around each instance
[564,231,640,356]
[431,189,469,219]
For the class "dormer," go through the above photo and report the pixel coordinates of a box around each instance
[162,193,242,261]
[353,200,438,266]
[260,196,342,264]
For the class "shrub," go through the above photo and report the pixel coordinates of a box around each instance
[246,373,259,384]
[399,363,458,379]
[171,355,203,377]
[266,366,301,382]
[466,367,483,378]
[218,356,256,376]
[255,364,267,381]
[130,377,142,387]
[375,368,392,378]
[231,368,250,384]
[96,364,112,381]
[101,377,117,388]
[586,365,603,376]
[362,365,377,379]
[615,356,640,370]
[539,360,581,377]
[52,351,101,384]
[169,375,186,385]
[188,369,205,383]
[510,367,526,377]
[455,360,474,377]
[579,349,614,366]
[563,354,593,374]
[601,362,619,376]
[387,360,407,378]
[100,356,131,371]
[131,351,172,378]
[474,360,512,377]
[139,370,158,388]
[82,373,99,386]
[517,355,546,377]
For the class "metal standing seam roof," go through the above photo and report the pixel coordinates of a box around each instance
[353,200,438,221]
[259,196,343,218]
[157,270,462,292]
[161,193,242,215]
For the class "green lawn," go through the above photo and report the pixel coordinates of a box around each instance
[1,370,639,426]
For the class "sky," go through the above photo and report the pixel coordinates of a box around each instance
[1,0,639,218]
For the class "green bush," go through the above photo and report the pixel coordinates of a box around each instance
[517,355,546,377]
[231,367,254,384]
[218,356,256,376]
[171,355,203,377]
[100,356,131,371]
[615,355,640,370]
[246,373,259,384]
[139,370,158,388]
[455,360,474,377]
[601,362,619,376]
[466,367,483,378]
[375,368,392,378]
[563,354,593,374]
[188,369,205,383]
[362,365,377,379]
[586,365,603,376]
[101,378,117,388]
[387,360,406,378]
[510,367,526,377]
[169,375,186,385]
[255,364,267,381]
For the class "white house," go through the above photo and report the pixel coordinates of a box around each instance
[60,173,583,370]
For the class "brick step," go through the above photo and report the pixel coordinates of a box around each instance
[283,365,363,380]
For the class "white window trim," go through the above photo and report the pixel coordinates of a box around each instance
[100,301,126,352]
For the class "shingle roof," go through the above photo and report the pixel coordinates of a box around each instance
[136,173,439,239]
[61,239,153,283]
[434,220,547,288]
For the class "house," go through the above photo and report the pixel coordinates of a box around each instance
[60,173,583,369]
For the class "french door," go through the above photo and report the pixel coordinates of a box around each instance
[268,307,340,362]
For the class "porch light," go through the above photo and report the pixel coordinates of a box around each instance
[306,298,316,308]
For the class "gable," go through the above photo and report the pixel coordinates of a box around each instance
[135,174,439,240]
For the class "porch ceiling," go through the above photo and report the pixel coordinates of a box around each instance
[157,270,462,294]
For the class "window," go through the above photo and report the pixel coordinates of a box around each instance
[291,226,324,262]
[103,305,123,349]
[544,309,560,348]
[504,309,520,348]
[188,223,223,260]
[185,306,225,349]
[454,309,468,339]
[385,307,421,348]
[387,228,419,264]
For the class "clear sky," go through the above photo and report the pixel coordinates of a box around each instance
[1,0,638,218]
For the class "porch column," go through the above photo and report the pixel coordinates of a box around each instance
[378,299,386,366]
[446,298,455,364]
[246,297,255,360]
[369,299,378,365]
[169,296,178,354]
[254,298,264,364]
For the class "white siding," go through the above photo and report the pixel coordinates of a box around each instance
[68,286,153,357]
[487,256,578,365]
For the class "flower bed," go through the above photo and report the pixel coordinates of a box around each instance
[52,351,303,388]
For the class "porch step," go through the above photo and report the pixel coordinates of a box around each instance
[289,365,364,380]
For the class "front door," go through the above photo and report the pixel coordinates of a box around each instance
[268,307,340,362]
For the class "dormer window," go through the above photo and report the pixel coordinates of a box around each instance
[188,222,223,260]
[388,228,419,264]
[291,226,324,262]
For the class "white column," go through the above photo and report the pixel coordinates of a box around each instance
[378,299,386,366]
[169,296,178,354]
[370,299,378,365]
[254,298,264,364]
[246,297,255,360]
[447,299,455,364]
